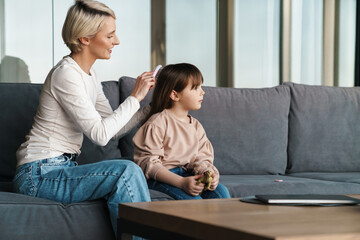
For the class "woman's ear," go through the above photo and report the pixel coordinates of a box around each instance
[170,90,180,102]
[78,37,91,46]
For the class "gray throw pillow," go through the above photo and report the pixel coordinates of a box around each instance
[118,77,153,159]
[190,85,290,175]
[0,83,42,180]
[285,82,360,173]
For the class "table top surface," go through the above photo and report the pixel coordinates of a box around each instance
[118,195,360,240]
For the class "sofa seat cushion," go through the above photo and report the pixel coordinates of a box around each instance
[287,172,360,184]
[286,83,360,173]
[220,175,360,198]
[0,180,173,200]
[149,189,174,201]
[119,77,291,175]
[0,189,173,240]
[0,192,115,240]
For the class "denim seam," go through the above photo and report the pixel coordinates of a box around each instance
[28,165,37,196]
[13,168,25,182]
[38,171,137,202]
[41,172,124,181]
[120,175,135,202]
[40,171,136,201]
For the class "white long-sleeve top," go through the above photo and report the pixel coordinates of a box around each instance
[16,56,147,166]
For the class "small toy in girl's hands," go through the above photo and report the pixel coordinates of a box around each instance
[152,65,162,78]
[196,171,212,191]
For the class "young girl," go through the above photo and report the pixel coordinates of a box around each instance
[133,63,230,200]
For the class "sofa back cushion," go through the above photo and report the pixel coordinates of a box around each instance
[118,77,153,158]
[286,83,360,173]
[77,81,123,165]
[0,81,121,181]
[119,77,290,175]
[0,83,42,180]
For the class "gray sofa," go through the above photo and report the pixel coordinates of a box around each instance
[1,77,360,239]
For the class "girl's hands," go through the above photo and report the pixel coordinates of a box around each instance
[130,72,155,102]
[181,175,205,196]
[209,171,219,191]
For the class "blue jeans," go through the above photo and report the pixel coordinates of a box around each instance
[12,154,151,236]
[147,167,231,200]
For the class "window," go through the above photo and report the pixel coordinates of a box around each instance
[338,0,356,87]
[166,0,217,87]
[234,0,280,88]
[290,0,323,85]
[0,0,150,83]
[2,0,52,83]
[0,0,357,87]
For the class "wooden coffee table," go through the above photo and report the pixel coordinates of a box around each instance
[118,195,360,240]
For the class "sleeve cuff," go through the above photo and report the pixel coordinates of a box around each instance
[127,96,140,108]
[150,164,166,181]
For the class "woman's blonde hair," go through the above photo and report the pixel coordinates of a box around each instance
[62,0,116,53]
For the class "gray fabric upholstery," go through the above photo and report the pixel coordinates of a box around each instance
[0,192,115,240]
[189,85,290,175]
[0,83,42,180]
[287,172,360,184]
[221,175,360,197]
[0,190,172,240]
[149,189,174,201]
[286,82,360,173]
[0,182,12,192]
[119,77,291,175]
[118,77,153,158]
[2,78,360,240]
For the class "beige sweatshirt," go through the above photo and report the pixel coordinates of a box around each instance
[17,56,148,166]
[133,109,218,180]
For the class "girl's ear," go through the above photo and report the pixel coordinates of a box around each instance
[170,90,180,102]
[78,37,91,46]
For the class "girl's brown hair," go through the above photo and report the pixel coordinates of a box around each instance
[146,63,203,122]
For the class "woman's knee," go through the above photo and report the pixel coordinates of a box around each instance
[89,159,143,177]
[101,159,138,169]
[110,159,144,177]
[116,159,141,171]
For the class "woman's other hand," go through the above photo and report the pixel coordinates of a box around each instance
[130,72,155,102]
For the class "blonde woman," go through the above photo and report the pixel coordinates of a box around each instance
[13,0,152,235]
